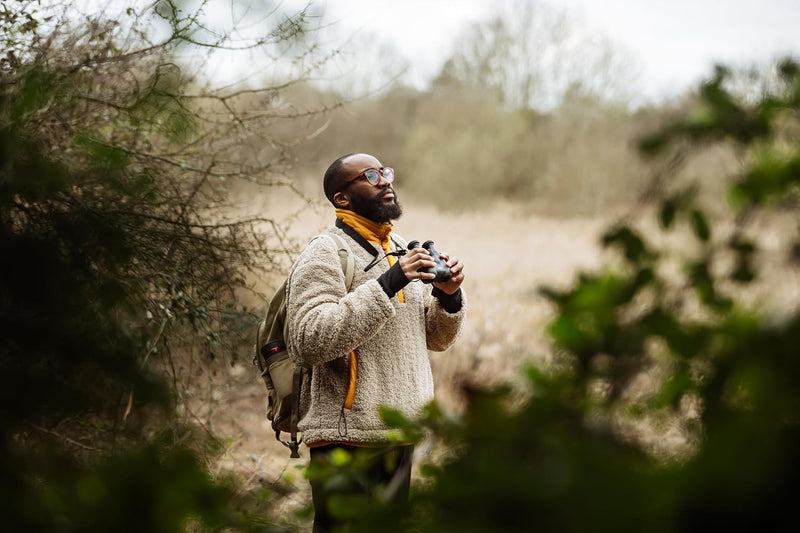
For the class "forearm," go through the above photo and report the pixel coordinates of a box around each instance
[431,286,462,313]
[425,288,467,351]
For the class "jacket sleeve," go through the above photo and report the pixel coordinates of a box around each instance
[424,289,467,352]
[286,236,396,366]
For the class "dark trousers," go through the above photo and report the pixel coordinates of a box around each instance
[309,443,414,533]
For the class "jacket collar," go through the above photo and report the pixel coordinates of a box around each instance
[335,208,393,245]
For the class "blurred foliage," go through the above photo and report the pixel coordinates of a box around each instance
[280,10,800,218]
[289,81,655,213]
[308,60,800,532]
[437,1,638,110]
[0,1,334,530]
[4,0,800,531]
[280,1,653,215]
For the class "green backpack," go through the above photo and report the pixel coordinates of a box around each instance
[253,232,354,458]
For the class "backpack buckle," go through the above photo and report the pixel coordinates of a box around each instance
[288,441,301,459]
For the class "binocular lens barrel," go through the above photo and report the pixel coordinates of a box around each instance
[407,240,452,284]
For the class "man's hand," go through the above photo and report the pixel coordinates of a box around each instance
[398,248,437,282]
[397,248,465,294]
[433,252,464,295]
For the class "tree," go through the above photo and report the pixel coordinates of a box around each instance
[437,0,639,110]
[1,0,336,529]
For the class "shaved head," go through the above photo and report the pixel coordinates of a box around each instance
[323,153,357,204]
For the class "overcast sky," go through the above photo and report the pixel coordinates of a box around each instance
[304,0,800,102]
[70,0,800,103]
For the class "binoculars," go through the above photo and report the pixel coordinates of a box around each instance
[407,240,452,284]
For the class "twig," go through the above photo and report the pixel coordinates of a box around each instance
[31,424,101,452]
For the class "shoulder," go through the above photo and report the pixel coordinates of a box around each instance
[289,231,345,290]
[298,229,341,261]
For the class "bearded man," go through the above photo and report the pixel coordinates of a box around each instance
[285,153,466,532]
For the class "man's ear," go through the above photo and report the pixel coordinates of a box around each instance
[333,191,350,209]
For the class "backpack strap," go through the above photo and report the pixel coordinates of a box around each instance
[335,219,409,268]
[335,218,380,258]
[287,365,303,458]
[325,231,355,290]
[390,233,407,252]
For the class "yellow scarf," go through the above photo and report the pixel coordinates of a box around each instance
[335,208,404,303]
[334,209,404,412]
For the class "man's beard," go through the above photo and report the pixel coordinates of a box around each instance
[349,187,402,223]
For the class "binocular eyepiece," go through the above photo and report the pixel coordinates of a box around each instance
[407,240,452,284]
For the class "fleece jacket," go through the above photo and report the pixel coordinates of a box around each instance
[286,223,466,446]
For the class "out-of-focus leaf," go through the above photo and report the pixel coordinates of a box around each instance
[689,209,711,242]
[602,225,656,264]
[659,199,676,229]
[731,150,800,206]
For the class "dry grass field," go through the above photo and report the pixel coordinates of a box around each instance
[177,184,798,527]
[188,187,617,524]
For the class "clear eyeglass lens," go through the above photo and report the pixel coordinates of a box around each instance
[364,169,380,184]
[361,167,394,185]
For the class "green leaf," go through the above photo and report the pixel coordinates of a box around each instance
[379,406,409,428]
[654,368,692,409]
[602,226,655,264]
[659,199,676,229]
[329,448,352,467]
[689,209,710,242]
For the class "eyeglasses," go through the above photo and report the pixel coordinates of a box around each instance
[344,167,394,187]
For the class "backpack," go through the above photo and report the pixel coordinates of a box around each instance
[253,232,355,458]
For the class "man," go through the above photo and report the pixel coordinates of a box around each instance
[286,153,466,531]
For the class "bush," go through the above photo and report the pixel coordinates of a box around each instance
[320,59,800,533]
[1,1,331,529]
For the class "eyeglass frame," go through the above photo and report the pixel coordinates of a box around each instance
[341,167,394,189]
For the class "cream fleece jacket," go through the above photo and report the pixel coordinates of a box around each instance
[286,224,466,446]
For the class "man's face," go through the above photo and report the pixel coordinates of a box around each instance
[348,183,402,223]
[340,154,402,223]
